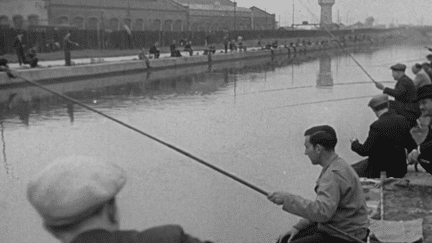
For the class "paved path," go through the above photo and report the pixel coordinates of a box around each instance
[8,47,263,70]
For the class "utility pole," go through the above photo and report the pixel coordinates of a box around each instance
[233,0,236,31]
[292,0,295,27]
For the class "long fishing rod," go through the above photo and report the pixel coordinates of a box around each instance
[13,74,366,243]
[17,75,267,195]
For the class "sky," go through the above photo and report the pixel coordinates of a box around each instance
[234,0,432,27]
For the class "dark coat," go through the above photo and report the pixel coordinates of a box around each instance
[383,74,420,124]
[416,125,432,175]
[71,225,211,243]
[351,111,416,178]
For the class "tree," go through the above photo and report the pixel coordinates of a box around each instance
[365,16,375,27]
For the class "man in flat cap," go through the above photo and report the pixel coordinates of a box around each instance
[375,63,419,127]
[268,125,369,243]
[350,94,416,178]
[27,155,212,243]
[412,63,431,89]
[426,54,432,68]
[408,85,432,175]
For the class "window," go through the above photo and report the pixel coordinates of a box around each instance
[13,15,24,29]
[0,15,9,26]
[72,17,84,29]
[134,19,143,31]
[163,20,172,31]
[87,17,98,30]
[28,15,39,26]
[56,16,69,25]
[109,18,119,30]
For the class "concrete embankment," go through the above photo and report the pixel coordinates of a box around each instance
[0,39,380,87]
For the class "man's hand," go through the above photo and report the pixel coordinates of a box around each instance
[350,137,358,143]
[408,149,420,164]
[267,192,288,205]
[276,227,299,243]
[375,82,385,90]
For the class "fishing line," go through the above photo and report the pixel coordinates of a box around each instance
[267,94,374,110]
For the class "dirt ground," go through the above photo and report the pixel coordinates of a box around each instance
[382,171,432,242]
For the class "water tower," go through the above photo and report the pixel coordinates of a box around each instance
[318,0,335,27]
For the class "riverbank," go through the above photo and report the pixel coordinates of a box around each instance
[363,168,432,243]
[0,36,387,87]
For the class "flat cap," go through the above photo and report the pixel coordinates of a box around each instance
[27,155,126,226]
[368,94,389,108]
[390,63,406,71]
[416,84,432,102]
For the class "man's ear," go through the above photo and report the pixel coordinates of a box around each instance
[315,144,323,153]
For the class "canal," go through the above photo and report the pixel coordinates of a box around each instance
[0,44,427,242]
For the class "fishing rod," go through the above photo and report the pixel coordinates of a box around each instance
[11,74,366,243]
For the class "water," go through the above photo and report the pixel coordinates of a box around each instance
[0,44,427,243]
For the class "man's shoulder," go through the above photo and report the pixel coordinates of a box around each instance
[72,225,202,243]
[399,74,414,83]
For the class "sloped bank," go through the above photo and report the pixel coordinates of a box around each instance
[0,39,380,87]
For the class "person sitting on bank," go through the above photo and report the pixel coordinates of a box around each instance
[149,42,160,59]
[27,155,213,243]
[408,85,432,176]
[229,39,237,52]
[0,58,14,78]
[422,62,432,81]
[184,40,193,56]
[170,40,182,57]
[268,125,369,243]
[350,94,416,178]
[412,63,432,89]
[26,47,39,68]
[374,63,419,127]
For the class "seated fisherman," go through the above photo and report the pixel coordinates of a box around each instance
[268,125,369,243]
[408,85,432,175]
[27,155,213,243]
[149,42,160,59]
[0,58,14,77]
[350,94,416,178]
[184,40,193,56]
[170,40,182,57]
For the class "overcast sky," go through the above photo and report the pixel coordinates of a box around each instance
[234,0,431,27]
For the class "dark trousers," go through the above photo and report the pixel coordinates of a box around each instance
[150,50,160,59]
[224,43,228,53]
[64,50,71,66]
[279,224,367,243]
[16,48,25,65]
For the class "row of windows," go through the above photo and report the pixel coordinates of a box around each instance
[0,14,274,31]
[57,16,273,31]
[0,15,39,28]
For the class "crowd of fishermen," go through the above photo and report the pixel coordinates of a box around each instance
[3,32,422,243]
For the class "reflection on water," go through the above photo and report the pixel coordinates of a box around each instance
[317,52,334,87]
[0,44,429,243]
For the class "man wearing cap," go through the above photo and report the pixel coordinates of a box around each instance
[350,94,416,178]
[375,63,419,127]
[27,155,212,243]
[412,63,432,89]
[268,125,369,243]
[408,85,432,175]
[426,54,432,68]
